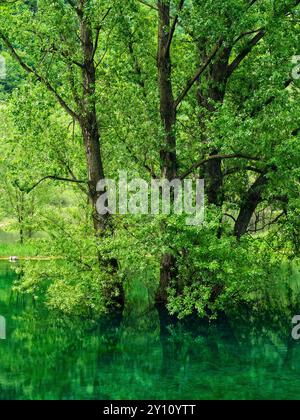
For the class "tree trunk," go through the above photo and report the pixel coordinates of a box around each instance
[80,120,107,233]
[155,0,178,305]
[156,253,177,304]
[157,0,177,180]
[234,174,268,239]
[79,15,107,233]
[197,47,231,207]
[19,226,24,245]
[79,4,124,308]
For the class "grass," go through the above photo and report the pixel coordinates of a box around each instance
[0,242,38,259]
[0,228,49,259]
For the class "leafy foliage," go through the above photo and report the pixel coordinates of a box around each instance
[0,0,299,318]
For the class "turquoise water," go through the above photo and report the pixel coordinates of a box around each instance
[1,262,300,400]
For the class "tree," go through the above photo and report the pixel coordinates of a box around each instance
[152,0,300,303]
[0,0,111,233]
[0,0,300,319]
[0,0,126,308]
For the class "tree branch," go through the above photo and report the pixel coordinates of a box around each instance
[223,166,264,176]
[233,28,264,46]
[165,0,185,55]
[180,153,261,180]
[66,0,83,18]
[247,211,286,233]
[174,39,223,109]
[114,129,158,178]
[227,1,300,78]
[223,213,237,223]
[137,0,159,12]
[92,7,112,59]
[0,31,80,121]
[44,44,84,69]
[227,30,265,77]
[16,176,87,194]
[58,155,89,195]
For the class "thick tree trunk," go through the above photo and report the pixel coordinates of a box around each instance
[156,0,178,305]
[79,16,107,233]
[197,47,231,207]
[157,0,177,180]
[156,253,177,305]
[234,174,268,239]
[79,5,124,308]
[80,120,107,233]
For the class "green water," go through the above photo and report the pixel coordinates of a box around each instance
[1,262,300,400]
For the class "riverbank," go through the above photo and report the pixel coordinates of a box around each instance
[0,243,61,260]
[0,242,37,257]
[0,256,61,261]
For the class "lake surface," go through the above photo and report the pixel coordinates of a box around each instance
[1,261,300,400]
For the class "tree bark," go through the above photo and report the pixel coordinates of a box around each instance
[79,12,107,233]
[197,47,231,207]
[234,174,268,239]
[157,0,177,180]
[156,253,177,305]
[155,0,178,305]
[78,2,124,308]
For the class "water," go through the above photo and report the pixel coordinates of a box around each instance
[1,262,300,400]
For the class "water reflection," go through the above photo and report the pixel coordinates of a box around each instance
[0,262,300,400]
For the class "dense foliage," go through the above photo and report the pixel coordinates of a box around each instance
[0,0,299,318]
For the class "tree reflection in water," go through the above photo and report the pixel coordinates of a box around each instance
[0,262,300,400]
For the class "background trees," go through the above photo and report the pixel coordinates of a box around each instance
[0,0,299,318]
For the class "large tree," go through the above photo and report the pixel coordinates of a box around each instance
[0,0,112,233]
[1,0,300,317]
[0,0,126,308]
